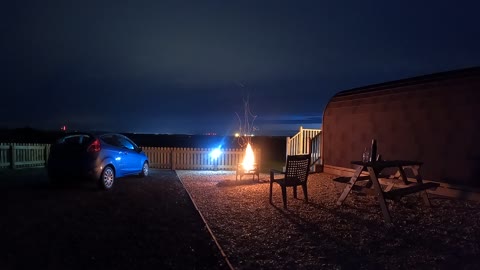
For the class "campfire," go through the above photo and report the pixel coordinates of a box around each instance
[236,143,259,181]
[241,143,255,172]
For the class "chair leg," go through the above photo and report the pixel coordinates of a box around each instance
[302,184,308,203]
[281,186,287,209]
[293,186,298,199]
[269,182,273,203]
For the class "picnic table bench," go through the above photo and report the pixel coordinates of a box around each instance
[336,160,440,223]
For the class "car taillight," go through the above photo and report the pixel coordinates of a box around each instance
[87,139,101,153]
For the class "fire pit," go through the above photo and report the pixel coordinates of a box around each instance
[236,163,260,181]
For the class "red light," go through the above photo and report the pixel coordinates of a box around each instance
[87,139,101,152]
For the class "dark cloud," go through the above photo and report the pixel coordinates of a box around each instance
[1,0,479,135]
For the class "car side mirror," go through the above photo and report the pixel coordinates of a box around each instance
[136,147,143,153]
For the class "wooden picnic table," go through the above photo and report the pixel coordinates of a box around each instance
[336,160,439,223]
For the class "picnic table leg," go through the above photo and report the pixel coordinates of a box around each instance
[384,181,395,192]
[411,165,431,207]
[397,166,411,185]
[336,166,364,206]
[368,167,392,224]
[392,170,401,179]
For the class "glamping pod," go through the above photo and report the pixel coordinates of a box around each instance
[322,67,480,187]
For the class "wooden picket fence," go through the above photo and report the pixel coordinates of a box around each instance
[0,142,260,171]
[142,147,261,170]
[0,143,51,169]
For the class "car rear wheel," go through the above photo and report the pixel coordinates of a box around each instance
[98,166,115,190]
[140,162,149,177]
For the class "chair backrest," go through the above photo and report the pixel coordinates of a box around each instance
[285,154,311,184]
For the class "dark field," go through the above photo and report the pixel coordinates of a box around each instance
[0,168,226,270]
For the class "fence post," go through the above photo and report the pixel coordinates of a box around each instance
[214,152,218,171]
[285,137,290,160]
[10,145,16,169]
[299,126,304,154]
[171,149,176,170]
[44,145,49,166]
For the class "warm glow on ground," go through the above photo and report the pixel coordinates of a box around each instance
[242,143,255,171]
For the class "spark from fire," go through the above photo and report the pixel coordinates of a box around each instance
[235,94,257,148]
[242,143,255,171]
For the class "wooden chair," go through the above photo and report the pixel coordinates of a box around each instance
[269,154,311,209]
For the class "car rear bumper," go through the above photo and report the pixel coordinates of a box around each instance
[47,161,102,181]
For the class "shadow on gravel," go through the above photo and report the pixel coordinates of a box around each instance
[217,179,269,187]
[270,203,384,269]
[0,168,112,192]
[0,168,226,270]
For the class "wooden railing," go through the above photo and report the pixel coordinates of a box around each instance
[0,143,51,169]
[286,126,322,165]
[0,143,260,171]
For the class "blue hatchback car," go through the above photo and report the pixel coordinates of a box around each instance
[47,132,149,189]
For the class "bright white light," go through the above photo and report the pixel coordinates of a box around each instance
[210,147,222,159]
[234,133,240,137]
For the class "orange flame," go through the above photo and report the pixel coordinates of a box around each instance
[242,143,255,171]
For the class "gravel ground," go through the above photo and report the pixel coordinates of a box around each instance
[0,168,226,270]
[177,170,480,270]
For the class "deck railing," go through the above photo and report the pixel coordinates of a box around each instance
[0,142,260,171]
[286,126,322,165]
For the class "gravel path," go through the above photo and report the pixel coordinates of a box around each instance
[177,170,480,270]
[0,168,226,270]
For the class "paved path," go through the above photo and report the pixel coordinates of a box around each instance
[0,168,226,270]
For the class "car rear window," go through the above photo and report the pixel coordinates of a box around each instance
[100,134,119,147]
[57,135,92,145]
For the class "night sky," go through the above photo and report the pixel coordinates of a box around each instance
[1,1,479,136]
